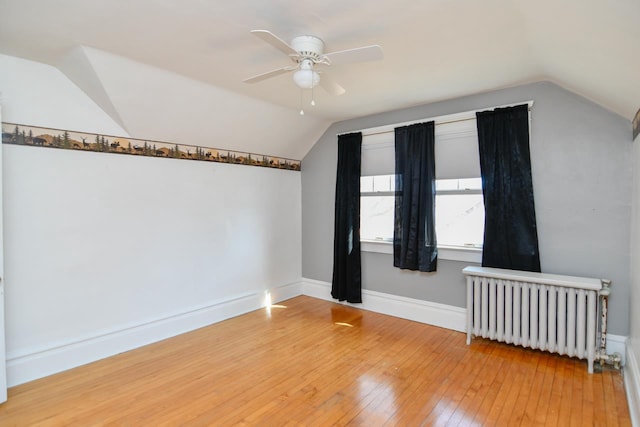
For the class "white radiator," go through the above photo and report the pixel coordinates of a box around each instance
[463,266,604,373]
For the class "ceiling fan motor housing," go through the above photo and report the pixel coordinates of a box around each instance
[291,35,324,62]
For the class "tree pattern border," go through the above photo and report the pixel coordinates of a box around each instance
[1,122,301,171]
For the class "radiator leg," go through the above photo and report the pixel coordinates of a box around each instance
[466,276,473,345]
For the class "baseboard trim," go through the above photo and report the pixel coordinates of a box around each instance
[625,341,640,427]
[300,278,466,332]
[268,281,303,304]
[7,282,302,387]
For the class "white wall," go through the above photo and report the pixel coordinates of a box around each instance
[628,129,640,424]
[0,54,302,385]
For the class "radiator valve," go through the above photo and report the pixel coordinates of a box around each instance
[596,351,622,370]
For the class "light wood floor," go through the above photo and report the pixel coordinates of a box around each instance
[0,295,631,426]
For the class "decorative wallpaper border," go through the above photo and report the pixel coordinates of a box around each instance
[1,123,301,171]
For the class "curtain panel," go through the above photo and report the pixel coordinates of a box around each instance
[393,122,437,272]
[476,104,541,272]
[331,132,363,303]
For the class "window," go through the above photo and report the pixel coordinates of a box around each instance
[434,178,484,248]
[359,113,484,261]
[360,174,395,242]
[360,176,484,248]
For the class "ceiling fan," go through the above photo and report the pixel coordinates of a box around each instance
[243,30,383,99]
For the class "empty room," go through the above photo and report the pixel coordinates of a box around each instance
[0,0,638,425]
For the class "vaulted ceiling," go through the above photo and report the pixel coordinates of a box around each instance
[0,0,638,159]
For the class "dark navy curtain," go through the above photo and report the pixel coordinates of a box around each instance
[476,104,541,272]
[331,132,362,303]
[393,122,437,272]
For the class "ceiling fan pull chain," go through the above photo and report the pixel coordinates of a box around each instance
[310,68,316,107]
[299,88,305,116]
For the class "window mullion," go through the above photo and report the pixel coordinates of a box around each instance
[435,189,483,196]
[361,191,395,197]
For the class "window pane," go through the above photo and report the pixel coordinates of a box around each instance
[360,195,394,241]
[435,194,484,247]
[372,174,395,192]
[361,176,374,192]
[435,179,460,191]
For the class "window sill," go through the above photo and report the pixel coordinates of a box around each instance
[361,240,482,263]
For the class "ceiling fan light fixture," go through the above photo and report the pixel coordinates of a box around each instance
[293,68,320,89]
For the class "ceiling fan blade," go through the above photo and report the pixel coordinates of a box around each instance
[323,45,383,66]
[243,66,295,84]
[250,30,299,57]
[319,74,346,96]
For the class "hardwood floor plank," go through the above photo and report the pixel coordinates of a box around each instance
[592,367,609,427]
[570,361,585,427]
[604,367,623,427]
[342,325,445,426]
[554,356,575,426]
[378,329,458,426]
[545,356,567,427]
[499,350,528,425]
[440,339,497,425]
[520,350,547,426]
[531,352,557,426]
[418,339,495,425]
[0,296,631,426]
[614,368,633,427]
[477,342,521,425]
[467,343,509,425]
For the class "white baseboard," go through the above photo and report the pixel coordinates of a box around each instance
[268,281,303,304]
[300,278,466,332]
[625,341,640,427]
[7,282,302,387]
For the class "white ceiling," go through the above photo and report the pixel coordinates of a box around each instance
[0,0,638,158]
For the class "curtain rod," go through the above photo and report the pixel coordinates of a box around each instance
[362,116,474,138]
[338,100,534,137]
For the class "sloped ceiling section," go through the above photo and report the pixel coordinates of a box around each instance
[57,46,129,133]
[0,53,129,136]
[55,46,329,160]
[520,1,640,119]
